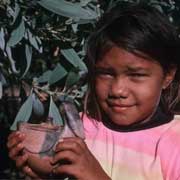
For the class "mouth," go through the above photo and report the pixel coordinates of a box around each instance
[107,101,134,112]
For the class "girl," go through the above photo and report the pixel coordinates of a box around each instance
[7,3,180,180]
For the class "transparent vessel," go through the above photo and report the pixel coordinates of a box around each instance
[18,122,63,176]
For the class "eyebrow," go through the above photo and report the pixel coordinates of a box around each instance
[95,65,151,74]
[126,66,149,72]
[95,67,114,72]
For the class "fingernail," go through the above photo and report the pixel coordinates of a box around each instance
[18,133,25,138]
[26,167,31,173]
[18,143,23,148]
[16,131,21,135]
[58,138,64,142]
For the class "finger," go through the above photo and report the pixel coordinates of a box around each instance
[55,140,83,155]
[8,143,24,160]
[16,153,28,168]
[55,137,86,152]
[7,131,19,141]
[52,150,77,165]
[22,166,42,179]
[7,132,25,149]
[52,164,78,178]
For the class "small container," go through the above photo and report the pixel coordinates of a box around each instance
[18,122,63,176]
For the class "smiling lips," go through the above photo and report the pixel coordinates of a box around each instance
[107,101,134,112]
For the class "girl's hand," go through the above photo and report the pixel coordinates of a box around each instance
[7,131,41,179]
[51,137,110,180]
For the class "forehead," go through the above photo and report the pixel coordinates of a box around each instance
[96,46,162,71]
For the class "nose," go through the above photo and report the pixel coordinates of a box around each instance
[108,76,129,99]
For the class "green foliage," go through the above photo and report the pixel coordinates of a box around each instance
[0,0,180,178]
[61,48,87,71]
[38,0,99,20]
[11,92,33,130]
[48,95,63,126]
[0,0,101,130]
[0,0,179,130]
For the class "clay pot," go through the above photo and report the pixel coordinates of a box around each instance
[18,122,63,176]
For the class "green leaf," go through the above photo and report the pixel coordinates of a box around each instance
[71,23,78,33]
[37,70,52,83]
[26,30,42,53]
[12,3,20,25]
[38,0,98,20]
[22,44,32,77]
[10,93,33,130]
[80,0,92,7]
[61,49,87,71]
[48,64,67,85]
[0,72,7,85]
[0,81,2,99]
[5,46,20,74]
[32,93,44,116]
[151,4,164,13]
[48,96,63,126]
[7,19,25,47]
[0,28,5,50]
[65,70,80,89]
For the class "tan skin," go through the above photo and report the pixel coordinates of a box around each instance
[95,47,176,126]
[7,46,176,179]
[7,132,110,179]
[7,131,40,179]
[52,137,110,180]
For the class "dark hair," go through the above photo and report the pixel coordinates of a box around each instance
[85,3,180,119]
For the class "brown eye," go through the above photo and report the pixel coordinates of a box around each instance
[129,73,146,77]
[95,68,114,77]
[128,73,148,81]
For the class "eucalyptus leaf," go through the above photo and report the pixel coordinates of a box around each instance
[0,81,2,99]
[12,3,20,25]
[0,28,5,50]
[48,64,67,85]
[80,0,92,7]
[151,4,164,13]
[5,46,20,74]
[35,36,43,53]
[7,19,25,47]
[22,44,32,77]
[0,71,7,85]
[61,48,87,71]
[32,93,44,116]
[71,23,78,33]
[27,30,42,53]
[38,0,98,20]
[65,70,80,89]
[37,70,52,83]
[48,96,63,125]
[7,3,20,25]
[10,93,33,130]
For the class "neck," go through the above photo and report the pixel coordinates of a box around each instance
[101,106,173,132]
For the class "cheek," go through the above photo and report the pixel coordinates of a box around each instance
[134,81,163,106]
[95,78,109,100]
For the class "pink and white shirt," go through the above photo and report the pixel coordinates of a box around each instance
[83,114,180,180]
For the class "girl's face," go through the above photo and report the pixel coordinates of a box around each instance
[95,46,175,125]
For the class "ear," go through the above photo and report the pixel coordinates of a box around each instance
[163,67,177,89]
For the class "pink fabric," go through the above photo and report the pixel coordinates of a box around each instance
[83,114,180,180]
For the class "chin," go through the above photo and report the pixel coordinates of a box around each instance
[109,114,140,126]
[112,119,136,126]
